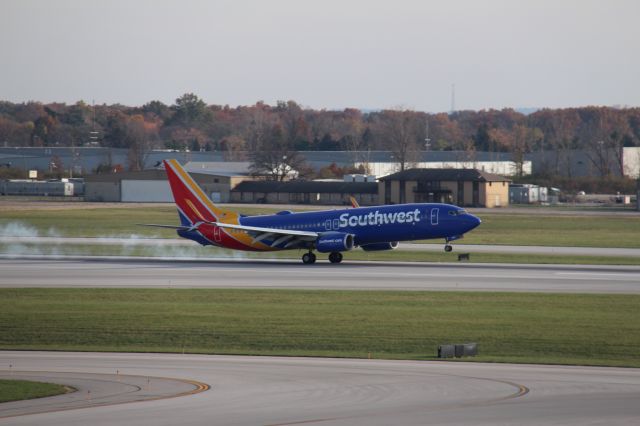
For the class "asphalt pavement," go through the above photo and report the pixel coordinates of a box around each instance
[0,257,638,293]
[2,351,639,425]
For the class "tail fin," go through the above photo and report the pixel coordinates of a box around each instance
[163,159,236,225]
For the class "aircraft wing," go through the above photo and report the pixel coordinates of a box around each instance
[213,222,317,238]
[215,222,318,248]
[140,221,318,248]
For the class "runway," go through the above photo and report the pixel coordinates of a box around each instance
[4,235,640,257]
[1,351,640,425]
[0,257,639,293]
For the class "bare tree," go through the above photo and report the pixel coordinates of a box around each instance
[378,109,421,172]
[241,103,276,152]
[249,124,308,181]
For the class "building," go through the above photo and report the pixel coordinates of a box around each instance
[6,147,640,178]
[509,184,548,204]
[230,180,378,206]
[0,180,74,197]
[0,148,531,177]
[378,169,510,208]
[85,169,251,202]
[299,150,530,177]
[184,161,252,175]
[527,147,640,178]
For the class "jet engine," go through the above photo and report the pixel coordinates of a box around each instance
[360,242,399,251]
[316,232,355,253]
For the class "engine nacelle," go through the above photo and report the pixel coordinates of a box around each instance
[360,242,399,251]
[316,232,354,253]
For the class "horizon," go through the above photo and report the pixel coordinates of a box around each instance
[1,97,638,115]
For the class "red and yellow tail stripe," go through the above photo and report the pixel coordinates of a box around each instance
[163,159,275,251]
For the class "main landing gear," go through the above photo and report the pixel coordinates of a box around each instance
[328,252,343,264]
[301,251,343,264]
[302,251,317,264]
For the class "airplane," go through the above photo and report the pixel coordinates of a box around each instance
[141,159,482,264]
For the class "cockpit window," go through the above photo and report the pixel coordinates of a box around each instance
[448,209,467,216]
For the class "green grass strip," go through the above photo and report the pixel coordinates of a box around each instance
[1,289,639,367]
[0,379,69,403]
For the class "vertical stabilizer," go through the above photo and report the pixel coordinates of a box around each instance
[163,159,236,224]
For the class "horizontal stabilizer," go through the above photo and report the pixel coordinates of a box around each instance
[137,223,192,231]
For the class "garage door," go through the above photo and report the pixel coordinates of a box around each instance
[121,180,173,202]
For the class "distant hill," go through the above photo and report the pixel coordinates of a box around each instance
[515,107,540,115]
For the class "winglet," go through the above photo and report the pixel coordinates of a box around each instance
[349,196,360,208]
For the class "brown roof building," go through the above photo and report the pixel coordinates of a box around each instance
[378,168,510,208]
[231,180,378,206]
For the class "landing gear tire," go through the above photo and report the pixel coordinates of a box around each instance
[444,244,453,252]
[302,252,317,264]
[328,252,343,264]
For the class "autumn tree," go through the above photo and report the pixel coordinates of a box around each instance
[31,114,57,146]
[0,117,21,146]
[170,93,211,127]
[141,100,173,122]
[127,115,160,171]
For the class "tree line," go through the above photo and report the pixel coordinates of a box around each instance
[1,94,639,179]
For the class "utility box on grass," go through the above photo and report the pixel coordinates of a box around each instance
[438,342,478,358]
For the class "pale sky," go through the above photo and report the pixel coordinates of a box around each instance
[1,0,638,112]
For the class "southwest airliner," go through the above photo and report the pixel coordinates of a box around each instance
[143,159,482,264]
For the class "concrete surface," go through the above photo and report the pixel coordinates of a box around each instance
[3,235,640,257]
[1,351,639,425]
[0,257,638,293]
[0,371,206,419]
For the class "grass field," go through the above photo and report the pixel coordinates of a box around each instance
[0,379,69,403]
[452,213,640,247]
[1,205,640,248]
[1,289,639,367]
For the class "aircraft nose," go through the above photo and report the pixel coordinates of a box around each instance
[468,214,481,230]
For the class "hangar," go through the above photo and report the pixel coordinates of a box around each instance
[230,180,378,206]
[379,168,510,208]
[85,169,251,202]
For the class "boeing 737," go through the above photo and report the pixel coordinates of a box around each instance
[142,159,482,264]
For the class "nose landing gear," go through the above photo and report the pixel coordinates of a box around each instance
[444,244,453,252]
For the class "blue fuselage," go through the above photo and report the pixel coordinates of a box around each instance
[240,203,481,247]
